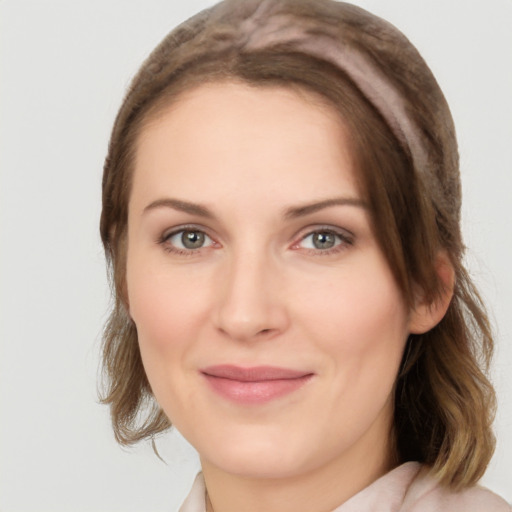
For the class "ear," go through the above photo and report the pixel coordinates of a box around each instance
[115,232,131,313]
[408,250,455,334]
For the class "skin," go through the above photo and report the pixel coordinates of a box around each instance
[126,82,444,512]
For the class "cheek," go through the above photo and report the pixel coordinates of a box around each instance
[304,261,406,333]
[125,258,212,420]
[295,262,409,452]
[295,256,409,383]
[126,254,209,358]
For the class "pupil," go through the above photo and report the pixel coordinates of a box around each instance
[182,231,204,249]
[313,232,335,249]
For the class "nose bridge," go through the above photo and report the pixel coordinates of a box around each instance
[214,244,287,341]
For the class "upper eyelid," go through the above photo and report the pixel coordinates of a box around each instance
[158,227,217,255]
[294,224,354,241]
[161,224,214,240]
[288,226,355,254]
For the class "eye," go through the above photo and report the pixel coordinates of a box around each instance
[161,228,215,252]
[303,231,338,250]
[295,228,353,253]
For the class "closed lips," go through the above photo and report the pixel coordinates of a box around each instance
[200,365,314,404]
[201,365,314,381]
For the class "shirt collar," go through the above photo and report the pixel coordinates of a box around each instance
[179,462,422,512]
[179,472,207,512]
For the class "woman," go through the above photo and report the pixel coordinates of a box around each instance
[99,0,510,510]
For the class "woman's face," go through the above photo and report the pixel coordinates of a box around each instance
[126,82,421,481]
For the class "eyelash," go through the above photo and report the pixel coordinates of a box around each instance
[157,225,217,256]
[157,226,354,256]
[292,227,354,256]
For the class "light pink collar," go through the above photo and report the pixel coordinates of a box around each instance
[179,462,422,512]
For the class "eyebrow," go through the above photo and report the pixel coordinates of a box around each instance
[142,196,367,219]
[283,197,368,219]
[143,198,214,218]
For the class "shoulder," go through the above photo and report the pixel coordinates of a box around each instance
[402,467,511,512]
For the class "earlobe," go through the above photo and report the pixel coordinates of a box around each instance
[408,251,455,335]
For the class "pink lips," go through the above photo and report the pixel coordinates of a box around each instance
[201,365,313,404]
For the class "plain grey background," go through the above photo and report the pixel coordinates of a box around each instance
[1,0,511,510]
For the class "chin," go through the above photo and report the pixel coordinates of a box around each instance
[208,450,305,479]
[197,426,324,479]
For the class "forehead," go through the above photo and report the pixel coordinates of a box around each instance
[137,80,348,151]
[130,81,361,214]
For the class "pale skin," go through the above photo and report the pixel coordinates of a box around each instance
[126,82,452,512]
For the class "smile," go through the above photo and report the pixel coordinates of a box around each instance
[200,365,314,405]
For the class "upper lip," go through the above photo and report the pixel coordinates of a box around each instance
[201,365,313,382]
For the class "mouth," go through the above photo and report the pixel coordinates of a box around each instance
[200,365,314,404]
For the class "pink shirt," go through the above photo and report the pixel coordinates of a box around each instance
[179,462,511,511]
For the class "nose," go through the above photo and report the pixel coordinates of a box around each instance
[213,249,289,342]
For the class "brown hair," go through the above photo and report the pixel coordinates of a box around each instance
[99,0,496,489]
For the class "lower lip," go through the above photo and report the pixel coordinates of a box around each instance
[202,374,313,404]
